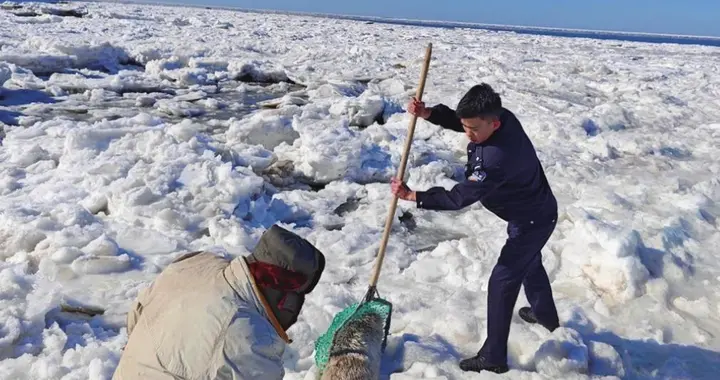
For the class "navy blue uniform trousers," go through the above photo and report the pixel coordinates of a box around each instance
[478,215,560,365]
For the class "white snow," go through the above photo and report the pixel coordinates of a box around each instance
[2,1,720,379]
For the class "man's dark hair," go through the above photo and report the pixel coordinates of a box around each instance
[455,83,502,120]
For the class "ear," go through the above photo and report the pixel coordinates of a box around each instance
[491,119,501,130]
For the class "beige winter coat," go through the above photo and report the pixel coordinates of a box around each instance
[112,251,291,380]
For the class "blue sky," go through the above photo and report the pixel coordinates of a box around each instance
[162,0,720,37]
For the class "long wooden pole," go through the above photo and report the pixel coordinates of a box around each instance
[367,43,433,291]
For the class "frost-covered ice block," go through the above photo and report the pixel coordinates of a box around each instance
[534,327,589,376]
[328,92,386,127]
[56,234,134,275]
[560,207,650,304]
[50,247,84,264]
[166,119,205,142]
[82,235,119,257]
[70,254,132,275]
[306,80,368,99]
[4,143,51,168]
[224,142,277,171]
[113,226,179,256]
[587,341,625,377]
[0,63,11,94]
[225,109,299,150]
[273,117,395,184]
[0,224,47,260]
[0,39,133,75]
[154,99,205,117]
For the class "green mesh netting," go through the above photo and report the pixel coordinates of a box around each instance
[314,298,392,371]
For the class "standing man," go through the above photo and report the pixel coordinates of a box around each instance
[391,83,560,374]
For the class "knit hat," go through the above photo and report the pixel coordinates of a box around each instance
[245,224,325,330]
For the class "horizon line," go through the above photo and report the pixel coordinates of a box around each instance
[82,0,720,41]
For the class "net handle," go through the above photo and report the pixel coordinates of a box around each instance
[367,42,433,290]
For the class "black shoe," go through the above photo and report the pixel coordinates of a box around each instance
[519,307,558,332]
[459,354,509,374]
[519,307,538,323]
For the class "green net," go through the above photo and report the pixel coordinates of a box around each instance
[314,298,392,371]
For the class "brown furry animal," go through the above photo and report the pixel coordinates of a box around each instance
[320,311,385,380]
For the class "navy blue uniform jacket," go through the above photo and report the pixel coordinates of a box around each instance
[415,104,557,223]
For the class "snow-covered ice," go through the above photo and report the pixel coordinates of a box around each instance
[2,1,720,379]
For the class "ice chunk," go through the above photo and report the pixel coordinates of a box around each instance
[51,247,84,264]
[534,327,589,376]
[226,111,299,150]
[588,340,625,377]
[328,92,386,127]
[0,63,12,93]
[82,235,119,257]
[71,254,132,275]
[561,208,650,303]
